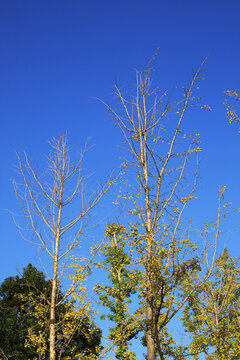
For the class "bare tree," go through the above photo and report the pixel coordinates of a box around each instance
[101,58,216,360]
[13,135,112,360]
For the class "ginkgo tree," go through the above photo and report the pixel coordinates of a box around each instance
[13,135,112,360]
[101,58,217,360]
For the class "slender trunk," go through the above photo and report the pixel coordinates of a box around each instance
[49,181,63,360]
[49,249,59,360]
[142,129,155,360]
[146,231,155,360]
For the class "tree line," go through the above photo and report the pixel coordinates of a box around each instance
[1,59,239,360]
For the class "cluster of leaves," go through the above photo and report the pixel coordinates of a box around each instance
[224,90,240,130]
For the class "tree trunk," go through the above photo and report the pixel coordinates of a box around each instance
[143,119,156,360]
[49,241,60,360]
[49,186,63,360]
[49,281,56,360]
[146,229,155,360]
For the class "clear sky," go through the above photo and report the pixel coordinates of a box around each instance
[1,0,240,356]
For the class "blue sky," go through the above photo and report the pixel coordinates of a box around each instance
[1,0,240,356]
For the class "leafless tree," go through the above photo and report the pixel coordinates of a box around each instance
[13,134,112,360]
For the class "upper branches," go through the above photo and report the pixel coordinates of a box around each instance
[13,134,113,265]
[103,59,207,236]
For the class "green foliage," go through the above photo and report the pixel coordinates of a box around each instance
[95,224,142,360]
[182,249,240,360]
[0,264,102,360]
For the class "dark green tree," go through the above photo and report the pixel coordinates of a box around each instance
[0,264,102,360]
